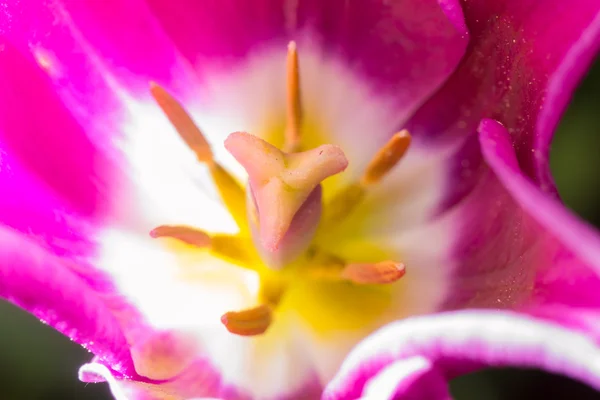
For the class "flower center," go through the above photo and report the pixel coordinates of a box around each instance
[149,43,412,336]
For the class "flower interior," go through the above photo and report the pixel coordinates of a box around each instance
[148,42,412,338]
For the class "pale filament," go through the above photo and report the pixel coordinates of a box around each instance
[151,225,258,268]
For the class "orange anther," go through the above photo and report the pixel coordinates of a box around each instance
[361,130,411,186]
[221,304,272,336]
[150,225,211,248]
[149,82,213,163]
[342,261,406,284]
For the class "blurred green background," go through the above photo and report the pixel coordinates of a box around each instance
[0,61,599,399]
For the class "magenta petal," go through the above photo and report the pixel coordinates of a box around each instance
[0,140,94,258]
[146,0,469,124]
[3,0,198,88]
[478,119,600,334]
[324,310,600,400]
[0,225,135,377]
[0,43,118,219]
[478,119,600,282]
[0,0,203,222]
[405,0,600,186]
[431,133,543,311]
[534,11,600,190]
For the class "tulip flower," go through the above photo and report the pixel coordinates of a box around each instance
[1,1,600,399]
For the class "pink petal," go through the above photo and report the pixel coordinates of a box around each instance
[478,119,600,336]
[427,132,544,312]
[0,137,93,258]
[79,358,322,399]
[324,310,600,399]
[2,0,198,89]
[0,224,136,378]
[405,0,600,187]
[534,8,600,191]
[0,0,200,222]
[0,42,118,219]
[145,0,469,126]
[413,0,600,319]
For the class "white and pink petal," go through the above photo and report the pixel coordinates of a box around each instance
[324,310,600,400]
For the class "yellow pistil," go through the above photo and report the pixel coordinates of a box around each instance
[150,83,248,233]
[285,41,302,152]
[221,304,273,336]
[150,43,412,337]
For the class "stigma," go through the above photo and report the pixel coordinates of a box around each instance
[149,42,412,337]
[225,131,347,265]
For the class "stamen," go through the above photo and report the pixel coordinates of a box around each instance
[221,304,272,336]
[150,83,247,231]
[150,225,257,267]
[360,130,411,186]
[322,130,412,227]
[225,132,348,251]
[285,41,302,152]
[301,251,406,285]
[149,82,213,163]
[150,225,211,248]
[341,261,406,285]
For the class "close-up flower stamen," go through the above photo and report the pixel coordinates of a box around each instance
[148,44,416,338]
